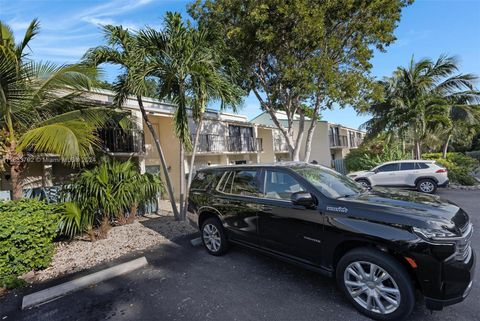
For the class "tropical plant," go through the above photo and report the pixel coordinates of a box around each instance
[138,12,243,219]
[362,55,480,159]
[84,25,180,220]
[60,159,163,239]
[0,19,124,199]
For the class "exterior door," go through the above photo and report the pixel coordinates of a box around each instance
[257,169,323,264]
[371,163,401,186]
[399,162,418,186]
[214,169,262,245]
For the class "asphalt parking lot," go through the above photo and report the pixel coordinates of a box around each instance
[1,189,479,321]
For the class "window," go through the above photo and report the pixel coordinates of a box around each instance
[293,166,363,199]
[400,162,415,171]
[191,170,220,191]
[416,162,430,169]
[220,170,260,197]
[376,164,399,172]
[264,171,305,200]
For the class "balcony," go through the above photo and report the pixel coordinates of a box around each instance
[192,134,263,153]
[349,137,364,148]
[98,128,145,154]
[329,134,349,148]
[274,138,289,152]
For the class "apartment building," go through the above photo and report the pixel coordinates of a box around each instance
[251,111,365,165]
[0,90,364,199]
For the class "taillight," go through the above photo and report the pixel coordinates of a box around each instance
[436,169,447,173]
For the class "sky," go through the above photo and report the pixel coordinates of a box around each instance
[1,0,480,129]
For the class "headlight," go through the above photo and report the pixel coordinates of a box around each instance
[412,227,459,241]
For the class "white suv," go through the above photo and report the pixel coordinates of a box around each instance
[347,160,449,193]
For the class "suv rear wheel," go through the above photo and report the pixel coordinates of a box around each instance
[336,248,415,321]
[201,217,228,256]
[416,178,437,194]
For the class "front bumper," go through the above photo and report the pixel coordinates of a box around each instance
[421,249,476,310]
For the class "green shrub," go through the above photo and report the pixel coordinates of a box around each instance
[345,140,408,172]
[423,152,479,186]
[0,199,59,288]
[60,159,164,239]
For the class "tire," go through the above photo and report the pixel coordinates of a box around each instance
[336,248,415,321]
[356,179,371,189]
[416,178,437,194]
[201,217,228,256]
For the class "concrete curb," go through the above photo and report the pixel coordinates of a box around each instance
[22,256,148,310]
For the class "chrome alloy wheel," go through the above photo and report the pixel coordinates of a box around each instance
[344,261,401,315]
[419,181,435,193]
[202,223,221,252]
[359,181,370,188]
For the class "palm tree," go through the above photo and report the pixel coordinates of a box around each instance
[362,55,479,159]
[1,19,119,199]
[83,25,180,219]
[139,12,243,219]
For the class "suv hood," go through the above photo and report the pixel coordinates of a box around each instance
[337,188,469,234]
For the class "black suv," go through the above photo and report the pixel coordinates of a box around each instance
[187,163,475,321]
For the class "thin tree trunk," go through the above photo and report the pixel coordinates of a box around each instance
[414,141,422,160]
[182,115,203,219]
[303,100,321,162]
[442,133,452,159]
[292,111,305,161]
[179,143,185,221]
[136,96,179,220]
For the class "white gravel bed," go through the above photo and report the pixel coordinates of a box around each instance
[30,214,196,283]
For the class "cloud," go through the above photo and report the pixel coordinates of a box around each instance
[78,0,153,28]
[7,19,31,31]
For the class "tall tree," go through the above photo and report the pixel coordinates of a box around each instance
[139,12,243,219]
[362,55,480,159]
[0,19,118,199]
[84,25,180,219]
[189,0,411,161]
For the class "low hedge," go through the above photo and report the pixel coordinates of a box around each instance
[0,199,59,288]
[422,152,479,186]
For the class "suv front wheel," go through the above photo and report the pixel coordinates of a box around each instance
[336,248,415,321]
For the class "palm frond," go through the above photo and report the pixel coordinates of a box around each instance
[18,121,98,161]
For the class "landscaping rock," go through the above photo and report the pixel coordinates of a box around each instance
[447,183,480,190]
[32,213,195,283]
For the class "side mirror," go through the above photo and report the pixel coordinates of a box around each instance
[291,191,315,208]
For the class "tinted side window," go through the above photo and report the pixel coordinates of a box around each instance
[416,162,429,169]
[191,171,219,191]
[377,164,399,172]
[264,170,305,200]
[400,162,415,170]
[223,170,260,196]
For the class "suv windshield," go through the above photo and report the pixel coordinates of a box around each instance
[293,165,363,199]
